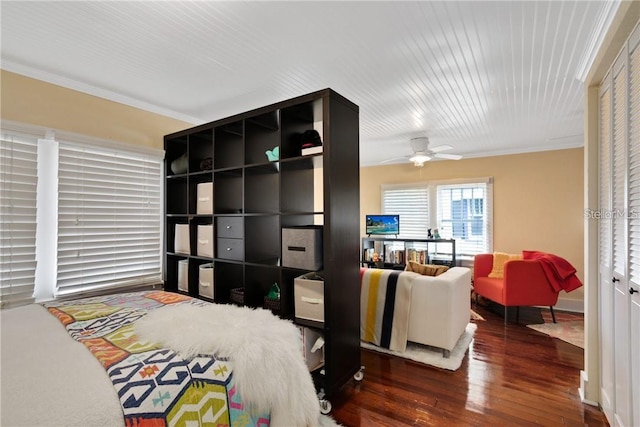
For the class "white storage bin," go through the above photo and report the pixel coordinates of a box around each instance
[178,259,189,292]
[197,182,214,214]
[197,224,214,258]
[298,327,324,371]
[198,263,214,299]
[294,272,325,323]
[175,224,190,254]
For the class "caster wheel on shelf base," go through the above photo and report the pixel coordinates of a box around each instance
[319,399,332,415]
[353,365,365,382]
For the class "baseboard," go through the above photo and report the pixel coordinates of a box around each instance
[579,370,599,406]
[555,297,583,313]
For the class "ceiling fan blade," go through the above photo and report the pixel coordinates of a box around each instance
[434,153,463,160]
[380,156,409,164]
[429,144,453,153]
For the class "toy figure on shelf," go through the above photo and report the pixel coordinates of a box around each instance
[427,228,433,239]
[267,282,280,300]
[433,228,440,239]
[371,252,385,268]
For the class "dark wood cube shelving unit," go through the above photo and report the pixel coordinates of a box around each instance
[163,88,361,407]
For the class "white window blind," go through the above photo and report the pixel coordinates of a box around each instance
[629,39,640,287]
[437,181,492,256]
[56,142,162,296]
[0,132,38,307]
[381,185,429,239]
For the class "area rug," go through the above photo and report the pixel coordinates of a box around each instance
[470,309,485,321]
[526,320,584,349]
[361,323,477,371]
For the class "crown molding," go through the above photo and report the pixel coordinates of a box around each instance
[2,60,204,125]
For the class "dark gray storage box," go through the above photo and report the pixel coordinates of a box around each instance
[216,216,243,239]
[217,237,244,261]
[282,226,323,270]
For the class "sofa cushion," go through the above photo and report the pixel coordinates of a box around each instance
[473,276,504,303]
[405,261,449,276]
[488,252,522,279]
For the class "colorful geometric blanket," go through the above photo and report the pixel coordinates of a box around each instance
[360,269,413,352]
[44,290,269,427]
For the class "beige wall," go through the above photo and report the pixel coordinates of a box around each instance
[1,70,585,305]
[360,148,585,305]
[1,70,191,148]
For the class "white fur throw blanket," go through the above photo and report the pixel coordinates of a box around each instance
[135,303,321,426]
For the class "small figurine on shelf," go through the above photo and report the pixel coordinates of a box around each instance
[265,146,279,171]
[427,228,433,239]
[433,228,441,239]
[265,146,279,162]
[267,282,280,300]
[264,282,281,314]
[371,252,384,268]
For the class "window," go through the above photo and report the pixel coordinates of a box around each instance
[381,185,429,239]
[382,178,493,257]
[0,131,38,307]
[0,122,163,304]
[437,182,492,256]
[55,141,162,296]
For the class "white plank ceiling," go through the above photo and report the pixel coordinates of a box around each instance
[1,1,617,165]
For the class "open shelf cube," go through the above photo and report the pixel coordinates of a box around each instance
[214,122,244,170]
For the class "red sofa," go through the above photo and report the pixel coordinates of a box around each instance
[473,253,559,324]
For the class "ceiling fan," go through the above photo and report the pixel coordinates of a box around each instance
[381,137,463,167]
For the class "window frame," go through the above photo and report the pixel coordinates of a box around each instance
[380,177,493,258]
[1,120,164,305]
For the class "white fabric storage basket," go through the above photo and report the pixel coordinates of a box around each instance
[197,225,214,258]
[178,259,189,292]
[175,224,190,254]
[294,272,325,323]
[198,263,214,299]
[298,326,324,371]
[196,182,214,214]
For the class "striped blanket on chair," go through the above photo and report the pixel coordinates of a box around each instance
[360,269,414,352]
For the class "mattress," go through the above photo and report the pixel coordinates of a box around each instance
[0,290,323,427]
[1,303,124,426]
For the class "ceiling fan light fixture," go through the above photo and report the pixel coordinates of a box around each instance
[409,153,431,166]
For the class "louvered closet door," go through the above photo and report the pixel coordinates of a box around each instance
[612,51,632,427]
[627,24,640,427]
[598,78,615,423]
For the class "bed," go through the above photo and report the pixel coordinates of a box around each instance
[0,290,329,426]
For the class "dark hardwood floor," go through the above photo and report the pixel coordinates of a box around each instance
[330,301,609,426]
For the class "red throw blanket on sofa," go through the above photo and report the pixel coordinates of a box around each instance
[522,250,583,293]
